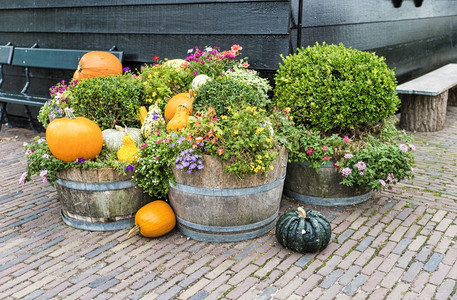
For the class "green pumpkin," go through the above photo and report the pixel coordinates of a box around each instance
[102,125,143,152]
[275,207,331,253]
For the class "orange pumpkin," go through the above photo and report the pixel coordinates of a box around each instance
[164,92,194,122]
[127,200,176,238]
[73,51,123,80]
[46,109,103,162]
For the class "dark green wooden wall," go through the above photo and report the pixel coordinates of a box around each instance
[0,0,457,122]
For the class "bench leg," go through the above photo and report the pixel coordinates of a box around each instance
[24,105,39,133]
[399,91,448,132]
[0,102,8,131]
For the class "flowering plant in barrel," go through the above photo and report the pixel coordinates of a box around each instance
[133,45,293,242]
[274,43,415,197]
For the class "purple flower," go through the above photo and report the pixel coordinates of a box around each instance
[123,67,131,72]
[126,165,134,172]
[186,169,192,174]
[344,154,353,159]
[399,144,408,153]
[77,158,85,163]
[197,164,204,170]
[176,163,183,169]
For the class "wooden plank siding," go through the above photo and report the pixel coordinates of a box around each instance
[0,0,457,123]
[295,0,457,82]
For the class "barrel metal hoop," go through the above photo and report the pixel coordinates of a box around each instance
[60,210,134,231]
[177,222,275,243]
[176,210,278,233]
[56,178,135,191]
[170,175,285,197]
[284,188,372,206]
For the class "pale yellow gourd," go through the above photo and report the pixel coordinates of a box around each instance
[166,105,190,133]
[117,135,140,162]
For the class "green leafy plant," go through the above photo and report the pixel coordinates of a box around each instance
[139,62,193,111]
[193,69,271,116]
[38,80,76,128]
[274,42,400,134]
[70,74,145,130]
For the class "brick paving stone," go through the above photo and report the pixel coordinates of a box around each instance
[179,278,211,299]
[295,273,323,296]
[335,239,357,257]
[338,265,361,286]
[392,238,412,255]
[397,250,416,268]
[402,261,424,283]
[338,250,360,270]
[367,287,389,299]
[380,267,404,289]
[204,272,232,293]
[361,270,386,293]
[205,259,235,280]
[435,279,456,300]
[430,263,452,285]
[255,269,282,291]
[354,247,375,267]
[386,282,409,300]
[377,253,400,273]
[408,235,427,251]
[416,244,433,262]
[443,245,457,266]
[424,252,444,272]
[274,277,304,300]
[294,255,311,268]
[299,259,323,278]
[227,264,258,285]
[356,236,374,252]
[179,266,211,288]
[432,210,447,222]
[225,276,259,300]
[318,255,342,276]
[277,252,302,270]
[343,274,368,296]
[256,286,277,300]
[419,284,437,300]
[273,266,301,287]
[319,269,344,289]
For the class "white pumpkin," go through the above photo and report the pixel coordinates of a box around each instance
[166,59,186,69]
[141,104,166,139]
[191,74,211,91]
[102,126,143,152]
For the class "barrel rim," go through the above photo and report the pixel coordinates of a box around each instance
[284,188,372,206]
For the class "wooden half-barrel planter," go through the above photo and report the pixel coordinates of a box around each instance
[283,162,371,206]
[168,148,288,243]
[55,168,151,231]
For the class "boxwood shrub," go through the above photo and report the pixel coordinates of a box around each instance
[273,43,400,133]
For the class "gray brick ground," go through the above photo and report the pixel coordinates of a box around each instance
[3,108,457,299]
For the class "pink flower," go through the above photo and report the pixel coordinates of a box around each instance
[19,172,28,185]
[42,154,50,159]
[344,154,353,159]
[379,179,386,187]
[42,177,48,184]
[408,143,416,151]
[305,147,314,155]
[387,173,394,183]
[321,146,328,152]
[342,168,352,178]
[141,143,148,148]
[343,136,350,143]
[399,144,408,152]
[217,148,224,155]
[39,170,48,178]
[242,62,250,68]
[322,154,331,161]
[356,161,366,171]
[231,44,243,52]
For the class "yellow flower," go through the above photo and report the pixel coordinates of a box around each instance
[152,92,157,97]
[157,98,162,103]
[255,127,264,134]
[148,74,152,79]
[221,115,227,120]
[269,165,274,170]
[257,155,262,159]
[143,81,148,85]
[227,106,232,111]
[146,98,153,103]
[233,112,238,117]
[233,129,238,135]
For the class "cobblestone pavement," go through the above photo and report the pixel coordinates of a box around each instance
[1,108,457,300]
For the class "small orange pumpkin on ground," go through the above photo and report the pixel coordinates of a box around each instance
[73,51,123,80]
[164,92,194,122]
[46,108,103,162]
[127,200,176,238]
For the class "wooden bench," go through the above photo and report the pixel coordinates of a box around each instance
[0,44,123,132]
[396,63,457,132]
